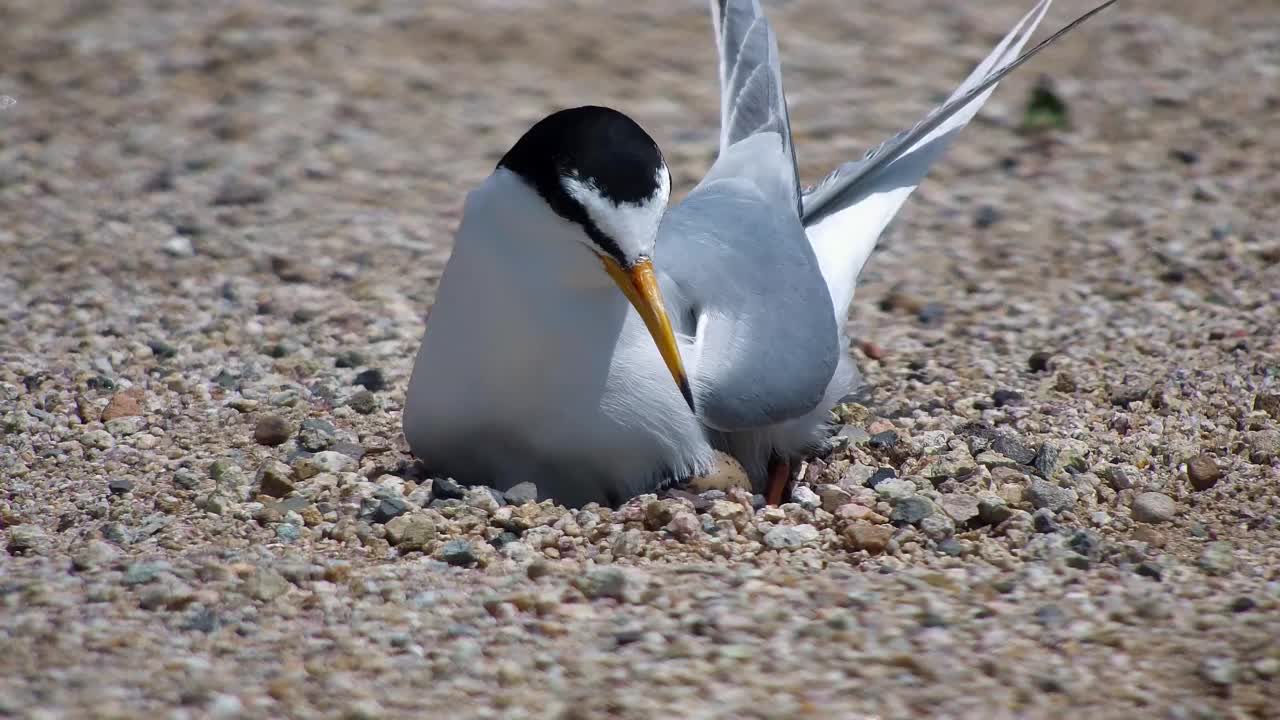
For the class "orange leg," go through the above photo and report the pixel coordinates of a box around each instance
[764,457,791,506]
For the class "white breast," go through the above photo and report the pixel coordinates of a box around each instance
[402,170,714,505]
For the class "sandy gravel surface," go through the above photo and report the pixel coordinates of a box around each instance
[2,1,1279,718]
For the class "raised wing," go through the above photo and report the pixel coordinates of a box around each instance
[801,0,1119,324]
[708,0,802,216]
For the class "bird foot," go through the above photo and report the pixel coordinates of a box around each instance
[764,457,791,506]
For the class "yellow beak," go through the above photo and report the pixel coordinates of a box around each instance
[602,256,696,413]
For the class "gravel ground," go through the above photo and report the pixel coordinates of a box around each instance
[3,1,1280,718]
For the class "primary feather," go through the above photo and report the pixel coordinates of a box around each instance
[803,0,1121,324]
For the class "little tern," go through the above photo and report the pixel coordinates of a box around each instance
[404,0,1119,507]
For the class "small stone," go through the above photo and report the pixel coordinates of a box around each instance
[503,482,539,505]
[212,174,271,206]
[1031,508,1058,533]
[866,467,897,487]
[845,522,893,553]
[353,368,387,392]
[241,567,290,602]
[992,434,1036,465]
[790,485,820,511]
[256,460,295,498]
[1054,372,1078,393]
[275,523,301,542]
[1102,464,1138,491]
[7,524,48,555]
[100,389,143,421]
[889,496,935,525]
[71,540,120,572]
[1026,480,1076,513]
[163,235,194,258]
[975,451,1020,469]
[874,478,916,501]
[304,451,358,476]
[763,524,820,549]
[364,492,412,525]
[139,576,196,611]
[937,493,980,525]
[107,478,134,496]
[688,451,751,492]
[1032,444,1059,478]
[1185,454,1222,491]
[1229,596,1256,613]
[1135,562,1163,581]
[1028,351,1054,373]
[297,419,336,452]
[434,477,466,500]
[1247,430,1279,464]
[868,431,899,450]
[665,512,701,542]
[991,389,1022,408]
[978,496,1014,526]
[818,484,852,513]
[1255,392,1280,421]
[973,204,1002,229]
[1132,492,1176,524]
[80,429,115,450]
[440,539,478,567]
[346,390,379,415]
[1253,658,1279,678]
[464,487,501,514]
[919,514,954,541]
[1198,657,1237,686]
[253,414,292,446]
[835,504,885,523]
[925,447,976,482]
[576,567,629,600]
[1198,541,1234,576]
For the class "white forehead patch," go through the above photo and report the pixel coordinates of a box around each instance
[560,166,670,258]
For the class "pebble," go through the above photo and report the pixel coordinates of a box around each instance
[1026,480,1077,513]
[212,174,272,206]
[790,485,820,511]
[991,389,1022,408]
[463,486,502,514]
[503,482,539,505]
[576,567,629,601]
[1032,444,1059,478]
[439,539,478,567]
[1255,392,1280,421]
[925,447,976,481]
[889,496,935,525]
[71,539,120,571]
[353,368,388,392]
[1031,508,1058,533]
[253,414,293,446]
[346,389,379,415]
[256,460,295,498]
[844,522,893,553]
[364,492,412,525]
[1247,429,1279,464]
[992,434,1036,465]
[107,478,134,496]
[275,523,301,542]
[818,484,852,512]
[1102,464,1138,491]
[297,419,337,452]
[763,523,819,549]
[937,493,980,525]
[868,430,899,450]
[919,514,955,541]
[978,496,1014,525]
[241,567,290,602]
[1185,454,1222,491]
[1131,492,1176,524]
[100,389,143,421]
[1198,541,1235,576]
[665,512,701,541]
[433,477,466,500]
[1198,657,1237,686]
[162,235,194,257]
[301,450,357,476]
[138,576,195,611]
[1028,351,1054,373]
[6,524,47,555]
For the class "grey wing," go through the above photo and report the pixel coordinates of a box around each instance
[708,0,801,216]
[802,0,1119,224]
[658,180,839,432]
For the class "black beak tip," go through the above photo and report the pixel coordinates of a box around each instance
[679,379,696,414]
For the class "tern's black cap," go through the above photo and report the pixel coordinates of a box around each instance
[498,106,667,263]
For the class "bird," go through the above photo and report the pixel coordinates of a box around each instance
[403,0,1119,507]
